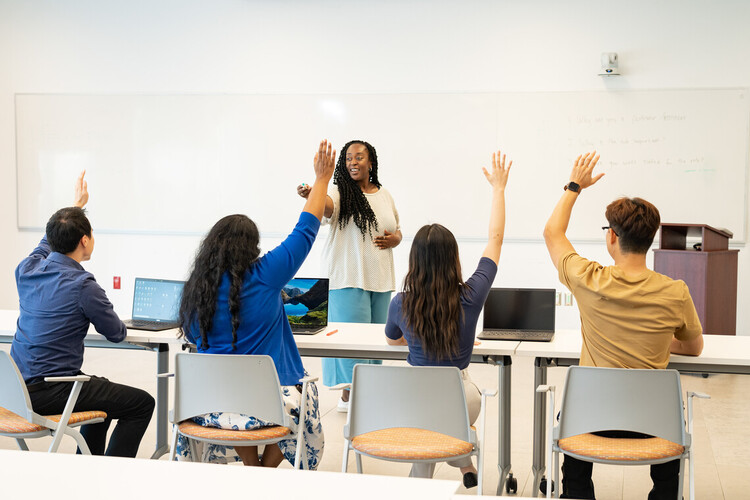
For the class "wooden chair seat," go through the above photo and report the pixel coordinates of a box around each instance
[351,427,474,460]
[559,432,685,461]
[177,420,291,441]
[0,407,107,434]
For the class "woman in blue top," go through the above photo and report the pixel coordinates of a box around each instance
[384,150,512,488]
[176,140,336,469]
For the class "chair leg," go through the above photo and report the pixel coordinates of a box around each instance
[409,462,435,478]
[553,452,560,499]
[341,440,350,473]
[16,439,29,451]
[169,425,179,461]
[355,453,363,474]
[477,454,483,496]
[65,427,92,455]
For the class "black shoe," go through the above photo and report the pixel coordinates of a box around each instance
[463,472,478,489]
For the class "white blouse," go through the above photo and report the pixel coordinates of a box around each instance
[322,187,400,292]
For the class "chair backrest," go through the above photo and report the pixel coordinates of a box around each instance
[172,353,287,426]
[347,364,471,441]
[557,366,687,445]
[0,351,35,421]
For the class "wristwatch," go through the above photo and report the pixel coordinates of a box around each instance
[564,181,580,193]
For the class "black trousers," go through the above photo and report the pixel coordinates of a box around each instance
[27,375,155,457]
[561,431,681,500]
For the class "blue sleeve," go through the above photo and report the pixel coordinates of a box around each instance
[79,277,127,343]
[29,235,51,259]
[385,294,404,340]
[464,257,498,305]
[256,212,321,289]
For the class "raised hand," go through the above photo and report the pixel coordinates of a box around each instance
[313,139,336,182]
[73,170,89,208]
[482,150,512,191]
[569,151,604,190]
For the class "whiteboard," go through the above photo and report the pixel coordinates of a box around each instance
[16,90,749,241]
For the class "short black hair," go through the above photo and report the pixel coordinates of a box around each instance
[46,207,92,254]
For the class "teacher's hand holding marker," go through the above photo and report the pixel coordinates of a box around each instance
[297,139,401,412]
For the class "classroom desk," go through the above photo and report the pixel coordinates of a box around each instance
[0,309,180,459]
[514,329,750,497]
[294,322,521,496]
[0,449,461,499]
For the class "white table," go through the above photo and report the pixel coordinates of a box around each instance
[0,449,461,499]
[514,329,750,497]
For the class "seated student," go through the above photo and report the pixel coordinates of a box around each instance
[543,152,704,500]
[175,140,336,469]
[384,150,512,488]
[10,171,155,457]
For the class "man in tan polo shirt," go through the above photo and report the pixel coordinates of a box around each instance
[543,151,704,500]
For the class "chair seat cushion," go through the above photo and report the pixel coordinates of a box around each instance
[559,433,685,461]
[0,407,107,434]
[351,427,474,460]
[178,420,291,441]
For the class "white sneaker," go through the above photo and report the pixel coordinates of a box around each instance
[337,398,349,413]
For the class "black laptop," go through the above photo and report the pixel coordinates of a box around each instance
[123,278,185,331]
[477,288,556,341]
[283,277,329,335]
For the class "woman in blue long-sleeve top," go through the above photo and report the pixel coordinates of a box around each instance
[175,140,336,469]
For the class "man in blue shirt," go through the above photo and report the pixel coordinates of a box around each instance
[11,171,154,457]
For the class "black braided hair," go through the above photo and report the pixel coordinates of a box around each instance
[178,214,261,351]
[334,140,382,237]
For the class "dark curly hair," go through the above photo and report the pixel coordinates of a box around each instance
[178,214,261,350]
[334,140,381,237]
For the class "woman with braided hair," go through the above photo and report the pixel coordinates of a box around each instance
[297,140,402,411]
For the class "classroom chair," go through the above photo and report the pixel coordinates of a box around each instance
[163,353,315,469]
[340,364,496,495]
[537,366,709,500]
[0,351,106,454]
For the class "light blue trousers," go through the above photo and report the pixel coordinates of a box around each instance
[321,287,391,387]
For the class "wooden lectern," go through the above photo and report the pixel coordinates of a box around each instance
[653,224,738,335]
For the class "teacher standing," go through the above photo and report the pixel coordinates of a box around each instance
[297,139,401,411]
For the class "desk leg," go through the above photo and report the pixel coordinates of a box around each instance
[495,356,513,496]
[531,357,549,497]
[150,344,170,459]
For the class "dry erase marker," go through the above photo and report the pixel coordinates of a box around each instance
[326,329,339,336]
[474,341,481,346]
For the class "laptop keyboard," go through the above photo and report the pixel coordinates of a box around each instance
[129,320,176,328]
[479,330,553,341]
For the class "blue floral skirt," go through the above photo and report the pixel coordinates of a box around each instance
[173,381,324,469]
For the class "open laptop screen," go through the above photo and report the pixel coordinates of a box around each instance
[482,288,555,332]
[282,278,329,330]
[132,278,185,322]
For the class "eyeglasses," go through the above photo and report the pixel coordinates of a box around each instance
[601,226,619,236]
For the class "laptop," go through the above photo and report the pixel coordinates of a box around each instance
[477,288,556,341]
[283,277,329,335]
[123,278,185,331]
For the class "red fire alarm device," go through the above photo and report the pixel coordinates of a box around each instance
[113,276,121,290]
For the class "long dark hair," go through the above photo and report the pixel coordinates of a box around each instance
[178,214,261,350]
[401,224,467,361]
[334,140,381,237]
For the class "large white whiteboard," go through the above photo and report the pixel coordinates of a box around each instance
[16,90,749,241]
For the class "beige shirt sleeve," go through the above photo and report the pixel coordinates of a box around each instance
[675,283,703,340]
[558,251,603,293]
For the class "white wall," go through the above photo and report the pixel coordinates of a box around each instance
[1,0,749,332]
